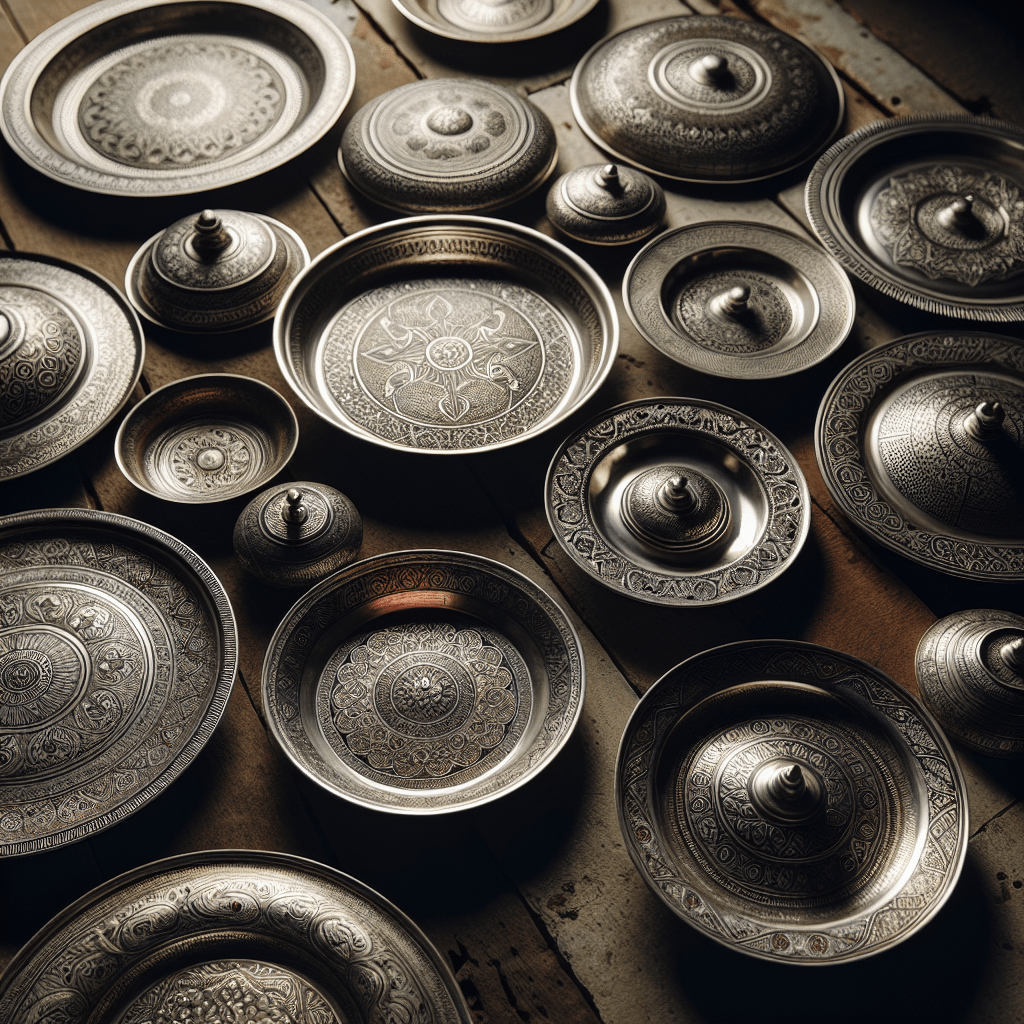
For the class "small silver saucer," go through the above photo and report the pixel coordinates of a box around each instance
[390,0,598,43]
[545,398,810,605]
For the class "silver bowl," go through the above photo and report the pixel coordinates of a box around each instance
[390,0,599,44]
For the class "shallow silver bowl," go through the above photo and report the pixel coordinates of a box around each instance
[390,0,599,43]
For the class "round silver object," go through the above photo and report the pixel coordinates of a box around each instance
[545,398,810,605]
[263,549,585,813]
[115,374,299,503]
[617,640,968,963]
[570,16,844,183]
[806,114,1024,322]
[390,0,598,43]
[0,509,236,857]
[274,216,618,455]
[339,79,556,214]
[815,332,1024,582]
[125,209,309,332]
[233,481,363,588]
[623,222,856,378]
[0,0,355,198]
[916,609,1024,758]
[1,252,143,481]
[0,851,472,1022]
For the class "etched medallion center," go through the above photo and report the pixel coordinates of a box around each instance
[425,336,473,370]
[376,651,475,736]
[390,662,461,722]
[0,625,89,729]
[196,447,226,470]
[426,106,473,135]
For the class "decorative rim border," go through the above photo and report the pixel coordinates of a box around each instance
[389,0,599,44]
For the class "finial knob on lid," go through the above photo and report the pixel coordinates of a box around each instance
[691,53,730,87]
[965,400,1005,440]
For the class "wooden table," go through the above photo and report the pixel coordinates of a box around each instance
[2,1,1022,1021]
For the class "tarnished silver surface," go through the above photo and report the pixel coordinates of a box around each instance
[339,79,556,213]
[570,16,844,183]
[623,222,855,378]
[806,114,1024,321]
[916,609,1024,758]
[115,374,299,503]
[815,332,1024,581]
[0,851,472,1022]
[274,216,617,454]
[1,252,143,481]
[545,398,809,605]
[125,209,309,332]
[617,641,968,963]
[0,509,236,857]
[0,0,355,198]
[233,481,363,588]
[390,0,598,43]
[263,549,585,813]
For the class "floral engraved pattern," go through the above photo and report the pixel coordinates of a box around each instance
[169,427,255,493]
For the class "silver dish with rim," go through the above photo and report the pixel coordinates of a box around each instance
[390,0,599,44]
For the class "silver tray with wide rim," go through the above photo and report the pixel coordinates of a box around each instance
[390,0,599,43]
[616,641,968,964]
[274,216,618,455]
[1,251,144,481]
[263,549,585,814]
[0,509,236,857]
[0,0,355,198]
[815,331,1024,582]
[0,850,472,1024]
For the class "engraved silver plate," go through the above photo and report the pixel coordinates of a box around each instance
[274,216,617,454]
[0,509,236,857]
[545,398,810,605]
[0,851,471,1022]
[623,222,855,378]
[806,114,1024,321]
[617,641,968,963]
[390,0,598,43]
[263,550,585,813]
[815,332,1024,581]
[0,0,355,198]
[1,252,143,481]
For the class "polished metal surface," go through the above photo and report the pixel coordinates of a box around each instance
[806,114,1024,321]
[390,0,598,42]
[617,640,968,963]
[233,481,363,588]
[1,252,143,481]
[545,398,810,605]
[274,216,618,454]
[916,608,1024,758]
[624,222,855,378]
[570,16,844,183]
[0,0,355,197]
[0,509,236,857]
[263,549,585,813]
[339,79,556,213]
[0,851,472,1022]
[115,374,299,503]
[816,332,1024,581]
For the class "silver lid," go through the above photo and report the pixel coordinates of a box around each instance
[391,0,598,43]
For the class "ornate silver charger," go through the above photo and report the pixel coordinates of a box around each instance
[570,16,844,183]
[263,550,585,813]
[0,509,236,857]
[545,398,810,605]
[390,0,598,43]
[0,850,472,1023]
[617,641,968,963]
[806,114,1024,322]
[274,216,617,455]
[815,332,1024,582]
[1,251,143,481]
[623,222,855,378]
[0,0,355,198]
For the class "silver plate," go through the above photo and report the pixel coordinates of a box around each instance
[0,0,355,198]
[390,0,598,43]
[815,332,1024,582]
[263,550,585,813]
[1,252,143,481]
[623,222,855,378]
[617,641,968,963]
[0,850,472,1023]
[274,216,618,454]
[0,509,236,857]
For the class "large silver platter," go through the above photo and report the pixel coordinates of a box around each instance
[263,549,585,813]
[0,509,236,857]
[617,641,968,963]
[0,0,355,198]
[391,0,599,43]
[274,216,617,454]
[0,850,472,1023]
[815,331,1024,582]
[1,252,143,481]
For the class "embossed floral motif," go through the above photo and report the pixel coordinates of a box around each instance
[170,428,253,492]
